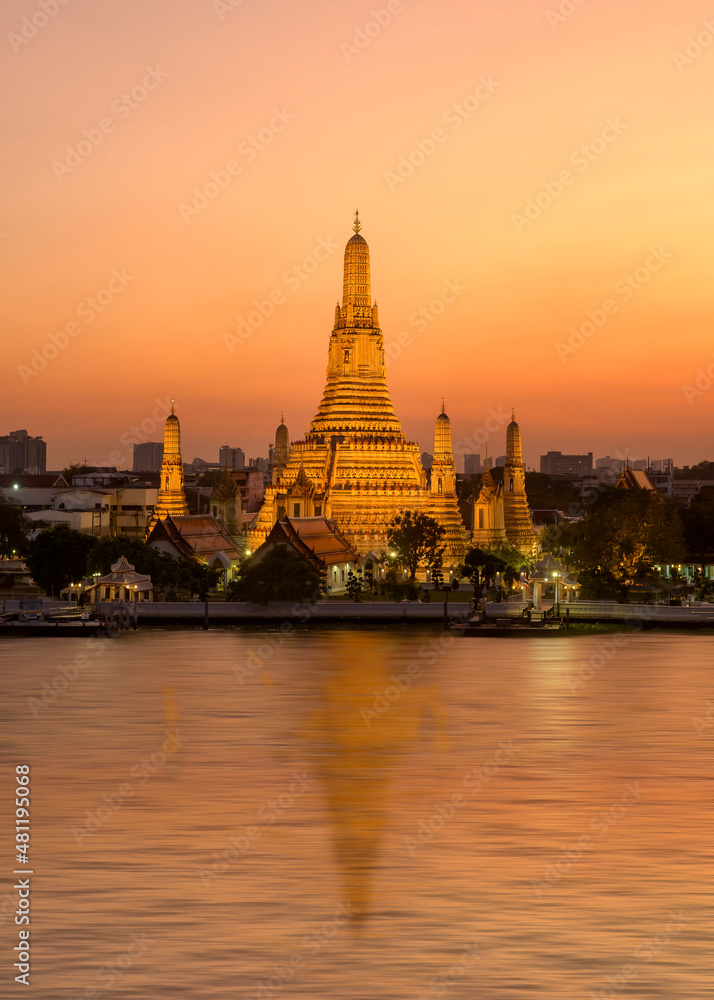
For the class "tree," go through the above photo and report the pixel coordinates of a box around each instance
[681,490,714,563]
[461,547,507,600]
[0,494,31,559]
[346,569,364,601]
[229,545,322,605]
[387,510,446,581]
[562,486,685,598]
[61,463,96,485]
[25,526,96,596]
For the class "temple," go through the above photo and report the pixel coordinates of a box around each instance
[247,214,470,565]
[470,415,538,553]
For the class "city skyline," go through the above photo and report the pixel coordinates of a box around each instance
[3,2,714,469]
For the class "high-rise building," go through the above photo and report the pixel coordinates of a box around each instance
[540,451,594,477]
[219,445,245,470]
[464,454,481,475]
[133,442,163,473]
[152,404,188,519]
[247,213,468,562]
[0,430,46,474]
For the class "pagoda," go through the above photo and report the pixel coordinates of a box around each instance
[153,403,188,519]
[247,214,469,563]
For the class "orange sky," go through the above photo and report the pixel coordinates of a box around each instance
[2,0,713,470]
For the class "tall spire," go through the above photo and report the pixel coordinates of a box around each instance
[342,219,371,312]
[353,208,361,233]
[154,407,188,519]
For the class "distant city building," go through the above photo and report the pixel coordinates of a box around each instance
[421,452,433,472]
[464,454,481,475]
[650,458,674,473]
[133,442,163,473]
[219,445,245,470]
[495,455,506,468]
[540,451,594,477]
[0,430,46,475]
[249,457,269,472]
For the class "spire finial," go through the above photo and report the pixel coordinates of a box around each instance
[441,397,445,414]
[280,411,284,424]
[511,408,515,422]
[171,399,175,415]
[353,208,361,233]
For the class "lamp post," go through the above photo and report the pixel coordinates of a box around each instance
[552,571,560,617]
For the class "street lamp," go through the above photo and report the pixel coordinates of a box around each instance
[552,571,560,616]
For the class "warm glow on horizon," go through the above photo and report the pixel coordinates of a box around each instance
[2,0,713,469]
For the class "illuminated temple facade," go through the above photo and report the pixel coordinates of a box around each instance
[247,215,470,564]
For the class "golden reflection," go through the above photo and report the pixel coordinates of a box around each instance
[162,686,182,758]
[299,634,448,923]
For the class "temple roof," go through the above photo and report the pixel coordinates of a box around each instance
[147,514,243,561]
[96,555,152,586]
[263,516,361,569]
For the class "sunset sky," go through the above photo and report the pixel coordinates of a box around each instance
[2,0,713,470]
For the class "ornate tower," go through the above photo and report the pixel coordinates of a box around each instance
[503,411,537,553]
[210,461,241,538]
[153,403,188,519]
[272,415,290,485]
[248,213,468,562]
[427,402,468,560]
[472,450,506,548]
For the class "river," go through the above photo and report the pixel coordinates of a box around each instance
[0,629,710,998]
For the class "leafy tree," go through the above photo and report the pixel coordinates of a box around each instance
[562,486,685,595]
[461,547,507,600]
[387,510,445,581]
[673,461,714,480]
[87,535,218,600]
[61,463,96,485]
[681,490,714,563]
[25,525,96,596]
[346,569,364,601]
[0,494,31,558]
[229,545,322,605]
